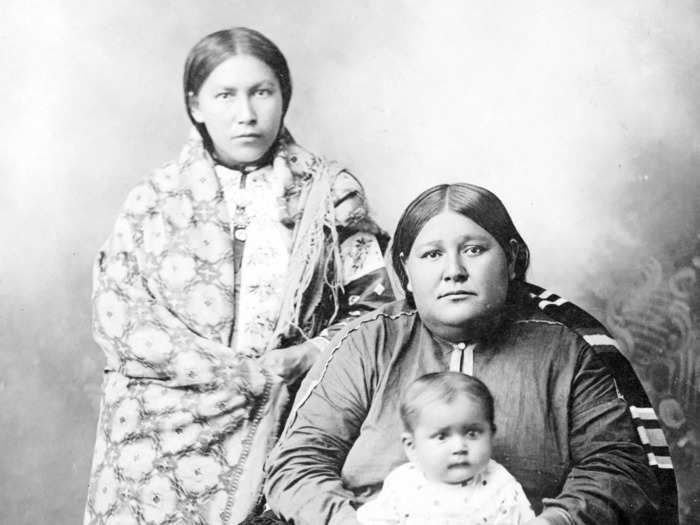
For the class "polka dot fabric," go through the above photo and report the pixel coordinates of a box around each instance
[356,461,535,525]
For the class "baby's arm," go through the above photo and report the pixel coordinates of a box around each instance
[355,469,403,525]
[492,481,537,525]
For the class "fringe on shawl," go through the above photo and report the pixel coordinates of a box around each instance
[183,126,346,349]
[269,157,344,348]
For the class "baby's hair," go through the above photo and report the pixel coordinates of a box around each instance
[400,372,496,433]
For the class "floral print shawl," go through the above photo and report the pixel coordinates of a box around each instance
[83,133,394,525]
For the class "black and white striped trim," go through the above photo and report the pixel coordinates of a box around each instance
[630,406,674,469]
[527,283,673,470]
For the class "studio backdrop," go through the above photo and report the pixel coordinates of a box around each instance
[1,1,698,523]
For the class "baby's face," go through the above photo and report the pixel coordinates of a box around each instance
[403,393,493,485]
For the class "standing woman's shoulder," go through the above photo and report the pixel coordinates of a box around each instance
[283,137,388,241]
[113,146,198,222]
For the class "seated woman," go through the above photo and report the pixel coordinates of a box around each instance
[83,27,394,525]
[264,183,677,524]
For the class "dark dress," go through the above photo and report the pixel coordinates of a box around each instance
[260,282,677,525]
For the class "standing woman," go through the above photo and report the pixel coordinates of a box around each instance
[84,28,393,525]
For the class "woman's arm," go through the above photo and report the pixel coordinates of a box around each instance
[540,343,660,524]
[355,471,403,525]
[524,283,677,524]
[264,329,374,525]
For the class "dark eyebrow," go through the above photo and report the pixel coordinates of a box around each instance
[250,80,276,89]
[413,234,491,250]
[212,80,276,91]
[458,234,492,243]
[412,240,443,251]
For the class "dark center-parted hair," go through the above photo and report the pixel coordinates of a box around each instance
[183,27,292,153]
[391,183,530,301]
[400,372,496,433]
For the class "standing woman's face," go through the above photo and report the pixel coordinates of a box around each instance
[191,54,284,166]
[403,212,514,341]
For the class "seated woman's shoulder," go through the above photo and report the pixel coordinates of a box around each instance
[504,281,619,358]
[518,283,609,335]
[329,299,418,347]
[354,298,417,325]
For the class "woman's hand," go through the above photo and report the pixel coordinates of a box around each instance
[259,341,322,384]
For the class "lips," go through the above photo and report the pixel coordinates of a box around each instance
[233,133,261,140]
[438,290,476,299]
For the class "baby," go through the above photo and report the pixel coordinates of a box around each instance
[357,372,535,525]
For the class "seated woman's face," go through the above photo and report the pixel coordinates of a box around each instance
[191,54,284,166]
[404,211,513,339]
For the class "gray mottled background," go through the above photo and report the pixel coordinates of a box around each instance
[1,1,699,523]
